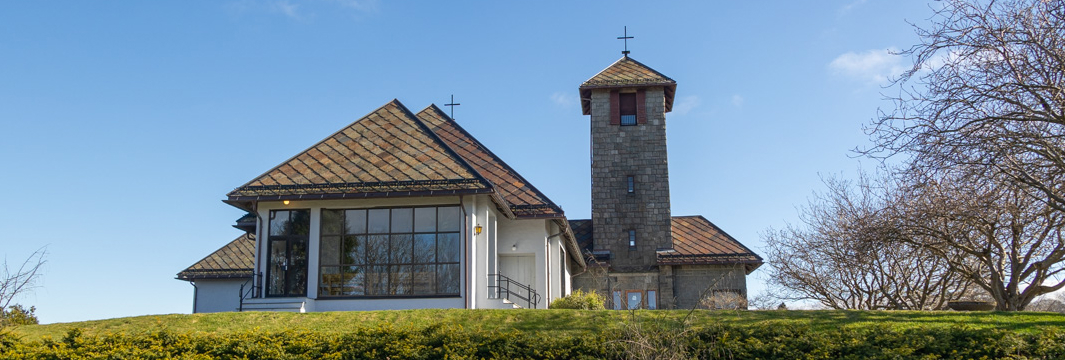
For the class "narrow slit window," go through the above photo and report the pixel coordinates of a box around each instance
[626,176,635,193]
[628,230,636,249]
[619,93,637,125]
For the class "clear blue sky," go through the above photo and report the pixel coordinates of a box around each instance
[1,1,934,323]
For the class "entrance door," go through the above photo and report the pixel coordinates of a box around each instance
[266,209,310,297]
[499,255,536,291]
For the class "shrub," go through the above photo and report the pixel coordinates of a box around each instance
[549,290,606,310]
[0,305,37,327]
[700,292,747,310]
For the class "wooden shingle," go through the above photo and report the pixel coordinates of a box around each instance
[579,56,677,115]
[227,100,491,200]
[417,105,565,218]
[176,234,255,280]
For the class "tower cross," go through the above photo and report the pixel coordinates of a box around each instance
[444,94,460,119]
[617,26,634,56]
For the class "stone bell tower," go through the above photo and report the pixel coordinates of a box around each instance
[579,55,677,271]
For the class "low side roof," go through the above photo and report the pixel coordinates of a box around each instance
[579,56,677,115]
[661,216,763,272]
[227,100,491,203]
[177,234,255,280]
[569,216,763,274]
[417,105,564,218]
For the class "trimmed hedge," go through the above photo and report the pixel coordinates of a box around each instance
[1,322,1062,359]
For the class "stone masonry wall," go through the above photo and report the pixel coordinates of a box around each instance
[672,264,748,309]
[589,87,673,271]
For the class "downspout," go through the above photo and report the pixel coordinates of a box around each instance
[547,230,564,303]
[459,195,469,309]
[189,280,198,313]
[251,201,264,298]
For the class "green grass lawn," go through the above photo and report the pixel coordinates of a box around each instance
[10,309,1065,340]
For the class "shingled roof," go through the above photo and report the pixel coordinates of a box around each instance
[569,216,763,274]
[579,56,677,115]
[417,105,564,218]
[177,234,255,280]
[226,100,492,204]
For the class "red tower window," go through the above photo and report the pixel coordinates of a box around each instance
[619,93,637,125]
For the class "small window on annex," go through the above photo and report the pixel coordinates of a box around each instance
[619,92,637,126]
[628,230,637,250]
[318,205,461,297]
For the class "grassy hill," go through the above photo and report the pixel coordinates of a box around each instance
[4,310,1065,359]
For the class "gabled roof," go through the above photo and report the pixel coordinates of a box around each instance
[569,216,763,274]
[660,216,763,272]
[227,100,492,203]
[176,234,255,280]
[579,56,677,115]
[417,105,564,218]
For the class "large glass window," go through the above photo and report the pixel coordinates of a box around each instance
[267,209,310,297]
[319,206,462,297]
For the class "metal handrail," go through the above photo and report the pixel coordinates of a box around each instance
[487,273,541,309]
[238,271,263,312]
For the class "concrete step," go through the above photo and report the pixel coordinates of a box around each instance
[241,298,307,312]
[486,297,522,309]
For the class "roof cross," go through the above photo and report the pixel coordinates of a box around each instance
[617,26,634,56]
[444,94,461,119]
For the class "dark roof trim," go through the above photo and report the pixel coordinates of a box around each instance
[227,188,494,202]
[176,270,253,281]
[552,219,587,270]
[578,81,677,90]
[233,178,488,194]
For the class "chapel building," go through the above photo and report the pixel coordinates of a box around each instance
[176,53,761,312]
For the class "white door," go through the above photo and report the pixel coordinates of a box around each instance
[498,255,536,295]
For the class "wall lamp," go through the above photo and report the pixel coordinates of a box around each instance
[475,224,483,235]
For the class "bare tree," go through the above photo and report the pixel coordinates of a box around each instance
[1,247,46,313]
[1027,291,1065,313]
[763,173,978,310]
[867,0,1065,214]
[890,170,1065,310]
[745,292,779,310]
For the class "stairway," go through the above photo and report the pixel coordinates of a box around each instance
[487,297,522,309]
[240,298,307,312]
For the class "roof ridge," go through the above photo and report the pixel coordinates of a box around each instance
[619,56,675,83]
[228,100,403,195]
[580,56,630,86]
[399,102,493,191]
[228,99,493,199]
[417,104,565,217]
[579,56,675,88]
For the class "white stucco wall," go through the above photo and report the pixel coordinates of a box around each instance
[496,217,553,307]
[192,278,248,313]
